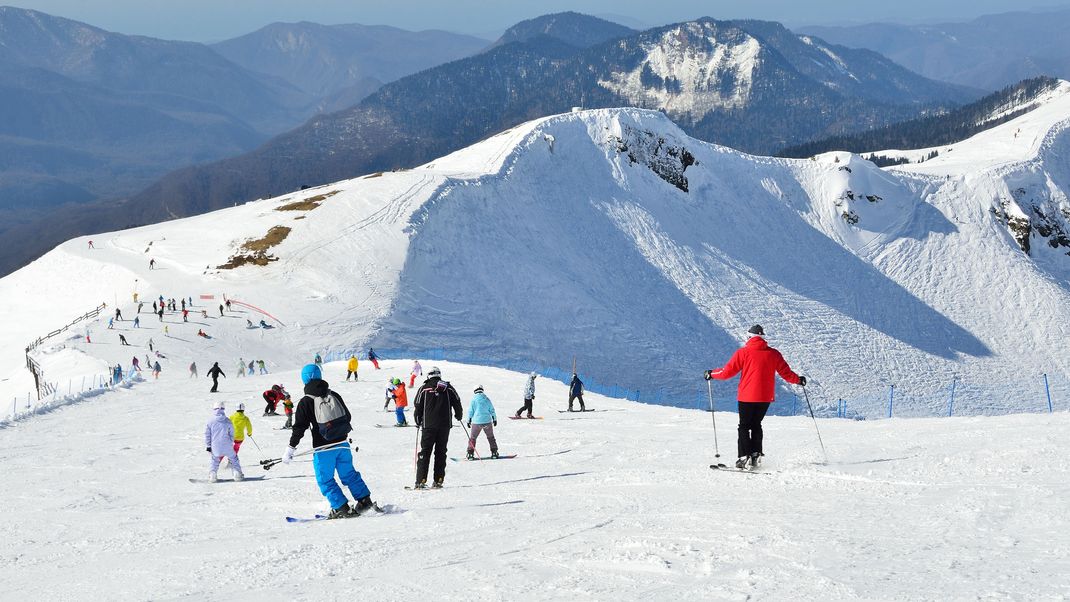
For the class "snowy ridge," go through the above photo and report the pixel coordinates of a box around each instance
[6,93,1070,416]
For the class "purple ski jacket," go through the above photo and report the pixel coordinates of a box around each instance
[205,408,235,453]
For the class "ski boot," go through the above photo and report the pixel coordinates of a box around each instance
[734,457,748,470]
[567,406,574,412]
[491,451,500,459]
[234,471,245,482]
[412,480,428,490]
[326,503,353,519]
[208,471,218,483]
[466,450,475,460]
[432,478,444,489]
[749,453,762,470]
[353,496,383,515]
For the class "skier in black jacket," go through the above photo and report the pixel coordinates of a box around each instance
[412,366,463,489]
[282,364,376,519]
[568,373,585,412]
[207,362,225,392]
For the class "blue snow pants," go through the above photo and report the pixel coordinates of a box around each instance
[312,446,370,510]
[395,406,406,425]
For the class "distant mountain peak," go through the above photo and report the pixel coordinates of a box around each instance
[494,11,635,49]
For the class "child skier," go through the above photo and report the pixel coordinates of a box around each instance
[230,402,252,453]
[281,390,294,429]
[205,400,243,482]
[346,355,359,381]
[466,385,499,459]
[390,378,408,426]
[514,372,537,418]
[384,380,396,411]
[282,364,379,518]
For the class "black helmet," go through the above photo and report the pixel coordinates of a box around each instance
[747,324,765,336]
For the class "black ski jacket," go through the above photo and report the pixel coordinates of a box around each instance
[207,365,225,379]
[413,377,462,429]
[289,379,352,448]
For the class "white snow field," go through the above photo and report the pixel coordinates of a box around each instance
[7,83,1070,416]
[3,360,1069,600]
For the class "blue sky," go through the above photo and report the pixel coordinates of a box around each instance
[7,0,1070,41]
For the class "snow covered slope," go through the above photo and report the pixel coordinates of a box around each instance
[7,89,1070,416]
[3,360,1069,599]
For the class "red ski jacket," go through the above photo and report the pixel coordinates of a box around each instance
[711,337,801,402]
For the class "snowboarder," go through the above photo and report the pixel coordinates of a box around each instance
[409,360,422,387]
[282,364,377,519]
[207,362,225,392]
[189,362,198,378]
[236,358,245,378]
[225,299,232,311]
[413,366,463,489]
[568,373,586,412]
[149,258,156,270]
[259,320,270,329]
[392,378,408,426]
[197,329,210,339]
[137,302,143,314]
[368,348,380,370]
[218,304,224,317]
[705,324,806,469]
[131,356,141,372]
[258,359,267,375]
[247,319,254,328]
[346,355,359,381]
[205,400,243,482]
[152,361,161,379]
[230,402,252,453]
[115,308,123,321]
[119,334,130,346]
[466,385,499,459]
[515,372,537,418]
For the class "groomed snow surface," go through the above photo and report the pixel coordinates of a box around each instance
[3,360,1068,600]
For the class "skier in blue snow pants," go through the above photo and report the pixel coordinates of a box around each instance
[282,363,378,519]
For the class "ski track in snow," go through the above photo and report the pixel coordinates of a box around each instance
[2,362,1069,599]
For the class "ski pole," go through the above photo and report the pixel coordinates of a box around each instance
[801,385,828,464]
[707,380,724,466]
[246,434,267,462]
[413,425,421,479]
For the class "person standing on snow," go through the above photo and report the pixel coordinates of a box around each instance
[115,308,123,321]
[149,258,156,270]
[281,390,295,429]
[391,378,408,426]
[466,385,499,460]
[514,372,538,418]
[131,356,142,372]
[282,364,379,519]
[567,373,586,412]
[236,358,245,378]
[205,400,243,482]
[263,385,282,416]
[207,362,225,393]
[413,366,463,488]
[346,355,359,381]
[705,324,806,469]
[152,361,161,379]
[409,360,422,387]
[218,304,224,317]
[119,334,130,346]
[230,403,252,454]
[258,359,267,375]
[247,360,255,376]
[314,353,323,368]
[189,362,198,378]
[368,348,380,370]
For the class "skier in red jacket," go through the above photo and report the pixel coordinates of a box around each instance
[706,324,806,469]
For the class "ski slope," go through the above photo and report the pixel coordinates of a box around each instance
[6,85,1070,415]
[2,360,1069,600]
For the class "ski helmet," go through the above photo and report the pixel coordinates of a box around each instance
[392,378,401,385]
[530,372,537,378]
[474,385,484,394]
[747,324,765,336]
[212,400,225,410]
[428,366,441,378]
[237,402,245,411]
[301,363,322,384]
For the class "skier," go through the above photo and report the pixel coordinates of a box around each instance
[182,309,189,322]
[131,356,141,372]
[409,360,422,387]
[263,386,281,416]
[137,302,143,314]
[230,402,252,454]
[107,317,114,329]
[157,308,164,322]
[247,360,255,376]
[152,301,157,314]
[205,400,243,482]
[568,373,586,412]
[346,355,359,381]
[247,319,254,328]
[112,364,123,385]
[705,324,806,469]
[152,361,161,379]
[314,353,323,367]
[181,298,186,312]
[514,372,537,418]
[189,362,198,378]
[384,381,396,411]
[466,385,499,459]
[281,390,295,429]
[412,366,463,489]
[119,334,130,346]
[368,348,380,370]
[149,258,156,270]
[236,358,245,378]
[148,338,154,352]
[88,240,94,249]
[282,363,378,519]
[258,359,267,375]
[133,316,140,328]
[207,362,225,393]
[225,299,232,311]
[392,378,408,426]
[115,308,123,321]
[218,304,224,317]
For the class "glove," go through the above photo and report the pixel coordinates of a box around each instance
[455,414,463,423]
[493,419,497,426]
[798,376,807,387]
[466,421,471,428]
[206,446,212,453]
[282,446,296,464]
[704,370,714,380]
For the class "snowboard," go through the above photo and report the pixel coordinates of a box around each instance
[709,464,770,476]
[508,416,543,420]
[189,476,264,483]
[556,409,601,413]
[374,423,413,428]
[449,454,517,462]
[285,503,396,522]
